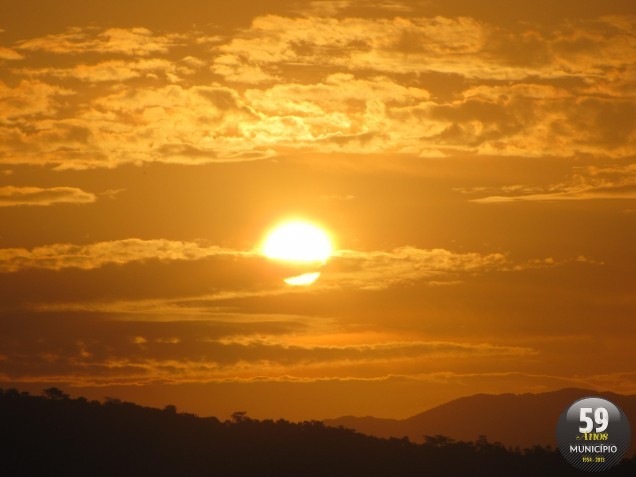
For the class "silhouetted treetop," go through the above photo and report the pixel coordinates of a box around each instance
[43,387,70,400]
[0,387,634,477]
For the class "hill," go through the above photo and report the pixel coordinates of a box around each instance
[1,387,634,476]
[324,388,636,454]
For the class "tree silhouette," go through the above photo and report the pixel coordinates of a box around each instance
[42,387,70,400]
[0,387,634,477]
[231,410,248,423]
[424,434,455,447]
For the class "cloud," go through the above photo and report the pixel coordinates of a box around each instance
[214,15,488,78]
[469,162,636,203]
[5,75,630,169]
[235,73,435,154]
[0,367,626,391]
[0,235,580,316]
[213,14,636,80]
[245,73,429,112]
[0,239,514,282]
[295,1,353,17]
[18,58,182,83]
[208,13,635,159]
[17,27,182,56]
[0,80,73,119]
[0,83,266,169]
[325,247,507,289]
[427,83,636,158]
[211,55,279,84]
[1,13,634,168]
[0,239,249,273]
[317,246,591,289]
[0,47,23,60]
[0,186,96,207]
[473,187,636,203]
[0,315,537,384]
[31,290,301,317]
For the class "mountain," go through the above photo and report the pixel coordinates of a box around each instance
[2,387,635,476]
[6,387,635,476]
[324,388,636,453]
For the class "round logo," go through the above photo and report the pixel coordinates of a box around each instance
[556,396,631,472]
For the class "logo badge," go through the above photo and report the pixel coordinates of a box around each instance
[557,396,631,471]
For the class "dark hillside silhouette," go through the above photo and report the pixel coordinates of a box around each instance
[0,387,634,476]
[325,388,636,455]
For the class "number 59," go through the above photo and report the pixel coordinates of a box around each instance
[580,407,609,433]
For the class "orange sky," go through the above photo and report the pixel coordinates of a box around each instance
[1,0,635,421]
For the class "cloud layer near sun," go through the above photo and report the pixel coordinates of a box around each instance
[0,237,569,286]
[0,233,597,389]
[0,239,246,272]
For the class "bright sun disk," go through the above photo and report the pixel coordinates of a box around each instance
[262,221,333,263]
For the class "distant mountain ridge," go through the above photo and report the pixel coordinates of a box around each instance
[324,388,636,453]
[7,387,634,476]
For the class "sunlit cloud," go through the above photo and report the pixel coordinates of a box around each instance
[284,272,321,286]
[0,79,73,119]
[214,15,487,78]
[472,187,636,203]
[214,14,636,80]
[467,163,636,203]
[0,323,538,385]
[211,57,279,84]
[326,247,507,289]
[0,235,589,303]
[296,1,354,17]
[428,83,636,158]
[18,58,184,83]
[0,239,250,273]
[17,26,183,56]
[0,12,633,169]
[0,186,96,207]
[0,46,23,60]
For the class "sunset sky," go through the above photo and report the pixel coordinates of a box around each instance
[1,0,635,421]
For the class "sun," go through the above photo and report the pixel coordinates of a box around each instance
[262,220,333,263]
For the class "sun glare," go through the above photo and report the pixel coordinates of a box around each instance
[262,221,333,263]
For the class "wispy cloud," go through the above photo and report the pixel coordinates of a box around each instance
[0,239,250,273]
[0,328,537,385]
[468,163,636,203]
[0,46,23,60]
[17,27,183,56]
[18,58,184,83]
[322,247,581,289]
[472,187,636,203]
[0,186,96,207]
[0,235,587,303]
[0,79,73,118]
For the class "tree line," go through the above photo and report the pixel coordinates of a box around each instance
[1,387,634,476]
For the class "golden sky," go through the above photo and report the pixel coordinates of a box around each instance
[1,0,635,420]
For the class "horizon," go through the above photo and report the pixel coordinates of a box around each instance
[1,0,635,425]
[4,383,635,420]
